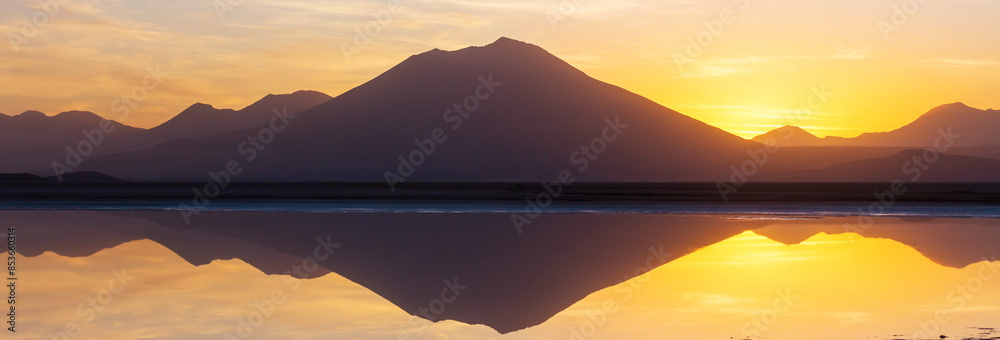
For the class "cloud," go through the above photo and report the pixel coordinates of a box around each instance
[916,58,1000,77]
[677,56,772,78]
[827,47,869,60]
[919,57,1000,68]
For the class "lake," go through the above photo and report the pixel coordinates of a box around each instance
[6,204,1000,339]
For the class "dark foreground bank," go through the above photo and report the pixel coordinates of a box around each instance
[0,182,999,203]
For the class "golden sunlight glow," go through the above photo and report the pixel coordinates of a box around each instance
[537,231,1000,339]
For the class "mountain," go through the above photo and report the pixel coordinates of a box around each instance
[757,146,906,173]
[0,110,142,143]
[0,171,122,183]
[944,144,1000,161]
[756,102,1000,147]
[73,37,760,182]
[751,125,825,146]
[1,92,330,174]
[44,171,124,183]
[166,91,332,139]
[0,111,144,173]
[108,90,332,153]
[756,149,1000,182]
[849,102,999,147]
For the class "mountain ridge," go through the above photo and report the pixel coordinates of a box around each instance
[755,102,1000,147]
[0,91,331,174]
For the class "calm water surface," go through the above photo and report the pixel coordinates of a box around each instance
[6,207,1000,339]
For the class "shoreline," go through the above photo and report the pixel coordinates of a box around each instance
[1,182,999,203]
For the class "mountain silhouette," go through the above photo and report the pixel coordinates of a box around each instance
[849,102,999,147]
[45,171,124,183]
[0,173,48,182]
[2,92,330,175]
[756,103,1000,147]
[0,110,142,143]
[72,37,758,182]
[945,144,1000,161]
[0,110,143,173]
[751,125,825,146]
[0,171,122,183]
[106,90,333,153]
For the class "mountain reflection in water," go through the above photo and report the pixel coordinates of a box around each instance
[8,210,1000,340]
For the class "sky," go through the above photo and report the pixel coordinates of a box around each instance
[1,0,998,138]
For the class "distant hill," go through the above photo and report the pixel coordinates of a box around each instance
[848,102,999,147]
[755,102,1000,147]
[0,173,48,182]
[45,171,124,183]
[0,171,122,183]
[756,149,1000,182]
[943,144,1000,161]
[751,126,825,146]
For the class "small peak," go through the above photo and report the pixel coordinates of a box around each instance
[21,110,46,115]
[187,102,217,110]
[272,90,332,100]
[252,93,281,106]
[924,102,980,118]
[761,125,815,136]
[413,38,534,57]
[932,102,974,111]
[944,102,971,109]
[403,37,554,65]
[16,110,47,119]
[243,90,333,111]
[409,48,446,59]
[173,103,222,117]
[485,37,538,50]
[491,37,520,45]
[53,110,100,119]
[751,125,822,145]
[291,90,330,97]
